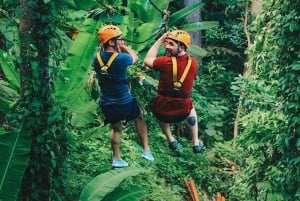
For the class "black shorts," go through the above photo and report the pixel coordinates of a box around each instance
[101,98,140,124]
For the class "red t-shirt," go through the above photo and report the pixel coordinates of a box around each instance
[153,54,197,95]
[150,54,198,123]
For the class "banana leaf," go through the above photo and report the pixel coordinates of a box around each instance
[103,184,146,201]
[0,80,18,113]
[79,167,145,201]
[73,0,98,10]
[189,44,208,58]
[169,2,205,27]
[70,100,98,127]
[0,50,20,91]
[55,18,102,127]
[180,21,219,31]
[55,18,100,98]
[0,122,31,201]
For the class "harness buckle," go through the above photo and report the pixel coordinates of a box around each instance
[173,81,182,91]
[100,65,109,75]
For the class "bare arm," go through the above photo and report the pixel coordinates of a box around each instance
[143,32,168,68]
[120,44,139,64]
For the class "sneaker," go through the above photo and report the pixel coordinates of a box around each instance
[169,141,178,150]
[193,142,204,153]
[141,151,154,161]
[112,159,129,168]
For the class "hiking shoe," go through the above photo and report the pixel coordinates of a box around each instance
[193,142,204,153]
[112,159,129,168]
[169,141,178,150]
[141,151,154,161]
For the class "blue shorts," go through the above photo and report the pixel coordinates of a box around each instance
[101,98,140,124]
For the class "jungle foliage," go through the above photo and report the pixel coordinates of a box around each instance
[0,0,299,200]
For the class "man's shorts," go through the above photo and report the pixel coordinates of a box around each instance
[150,94,192,123]
[101,98,140,124]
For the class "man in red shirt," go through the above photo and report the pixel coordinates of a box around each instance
[143,30,204,153]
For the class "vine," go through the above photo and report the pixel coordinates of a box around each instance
[18,0,69,200]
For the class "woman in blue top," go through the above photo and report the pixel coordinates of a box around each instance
[93,25,154,167]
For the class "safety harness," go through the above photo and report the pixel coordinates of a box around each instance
[172,55,192,91]
[96,52,129,86]
[96,52,119,75]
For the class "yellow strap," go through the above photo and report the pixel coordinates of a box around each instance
[96,52,104,66]
[179,56,192,84]
[96,52,119,70]
[172,56,192,87]
[172,57,177,83]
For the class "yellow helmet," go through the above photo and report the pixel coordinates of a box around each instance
[167,30,191,48]
[98,25,122,44]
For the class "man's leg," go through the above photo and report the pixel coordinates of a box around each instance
[110,121,129,167]
[158,120,175,143]
[158,120,179,150]
[135,113,150,152]
[110,121,123,160]
[185,107,200,146]
[185,107,204,153]
[135,112,154,161]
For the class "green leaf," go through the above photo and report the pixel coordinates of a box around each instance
[74,0,98,10]
[79,167,145,201]
[103,184,146,201]
[55,19,101,106]
[0,123,31,201]
[0,80,19,113]
[71,101,98,127]
[189,44,208,58]
[180,21,219,31]
[169,2,205,27]
[0,50,20,91]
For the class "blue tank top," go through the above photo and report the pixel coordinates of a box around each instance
[93,52,133,105]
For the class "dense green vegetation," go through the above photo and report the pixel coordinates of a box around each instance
[0,0,299,200]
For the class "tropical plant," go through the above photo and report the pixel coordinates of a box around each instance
[233,0,300,200]
[79,168,145,201]
[0,0,220,200]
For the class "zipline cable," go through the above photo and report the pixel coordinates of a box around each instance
[94,0,171,44]
[122,0,171,44]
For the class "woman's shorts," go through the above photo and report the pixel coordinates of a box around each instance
[101,98,140,124]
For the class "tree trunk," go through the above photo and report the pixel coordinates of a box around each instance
[233,0,262,138]
[19,0,52,200]
[184,0,202,46]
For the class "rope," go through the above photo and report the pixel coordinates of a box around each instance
[148,0,164,14]
[96,0,170,44]
[98,0,120,24]
[123,5,171,44]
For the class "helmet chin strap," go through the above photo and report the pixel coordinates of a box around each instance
[114,40,120,53]
[107,39,120,52]
[176,41,181,55]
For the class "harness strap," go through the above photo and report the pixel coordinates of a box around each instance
[172,56,192,89]
[96,52,119,73]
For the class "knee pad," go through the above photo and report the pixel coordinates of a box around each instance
[187,116,196,126]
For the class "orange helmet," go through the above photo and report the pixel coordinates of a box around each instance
[167,30,191,48]
[98,25,122,44]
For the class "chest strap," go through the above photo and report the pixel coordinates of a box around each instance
[172,56,192,90]
[96,52,119,75]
